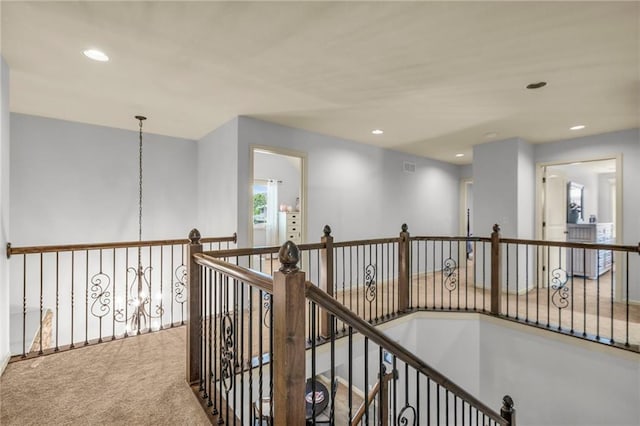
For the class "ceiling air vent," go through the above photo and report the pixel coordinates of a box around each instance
[403,161,416,173]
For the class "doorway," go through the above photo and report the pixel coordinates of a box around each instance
[537,157,622,297]
[249,147,306,253]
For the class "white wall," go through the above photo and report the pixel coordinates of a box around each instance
[473,139,520,238]
[236,117,460,247]
[388,313,639,426]
[597,172,615,223]
[197,117,238,237]
[10,114,198,245]
[0,56,11,374]
[479,316,640,426]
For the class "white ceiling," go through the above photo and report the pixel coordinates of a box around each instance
[1,1,638,164]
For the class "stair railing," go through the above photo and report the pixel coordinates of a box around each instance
[187,231,515,425]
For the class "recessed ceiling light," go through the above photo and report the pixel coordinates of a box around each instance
[83,49,109,62]
[526,81,547,89]
[484,132,498,139]
[570,125,585,130]
[455,153,465,158]
[371,129,384,135]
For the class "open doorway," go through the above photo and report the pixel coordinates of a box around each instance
[537,157,622,297]
[249,147,306,251]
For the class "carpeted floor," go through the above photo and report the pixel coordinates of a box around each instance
[0,326,211,425]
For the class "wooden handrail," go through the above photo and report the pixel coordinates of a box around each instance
[203,242,325,258]
[499,237,640,253]
[6,233,237,257]
[333,236,400,248]
[412,234,639,253]
[411,236,491,243]
[193,252,274,294]
[304,283,508,426]
[350,371,394,426]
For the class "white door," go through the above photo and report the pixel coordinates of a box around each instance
[542,169,567,287]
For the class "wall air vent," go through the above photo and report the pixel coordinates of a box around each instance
[403,161,416,173]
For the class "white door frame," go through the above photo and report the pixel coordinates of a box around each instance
[535,154,623,299]
[248,145,307,249]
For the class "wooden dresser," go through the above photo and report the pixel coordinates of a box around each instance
[566,223,614,278]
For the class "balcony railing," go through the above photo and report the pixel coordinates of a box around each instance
[6,233,236,360]
[186,223,639,424]
[187,232,516,425]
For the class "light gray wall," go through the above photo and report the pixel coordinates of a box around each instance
[597,172,615,223]
[0,56,11,373]
[473,138,520,238]
[197,118,238,237]
[517,140,535,239]
[479,317,640,426]
[236,117,460,247]
[10,114,198,245]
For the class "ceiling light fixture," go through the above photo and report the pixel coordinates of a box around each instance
[570,125,585,130]
[114,116,164,335]
[83,49,109,62]
[526,81,547,89]
[455,153,465,158]
[372,129,384,135]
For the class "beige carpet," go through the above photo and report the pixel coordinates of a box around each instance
[0,327,211,425]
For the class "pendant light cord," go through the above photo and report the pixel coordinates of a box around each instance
[135,116,147,270]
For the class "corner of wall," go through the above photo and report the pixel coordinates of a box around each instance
[0,55,11,376]
[0,351,9,376]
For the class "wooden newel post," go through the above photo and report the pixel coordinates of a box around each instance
[490,224,502,316]
[186,228,203,385]
[320,225,334,338]
[273,241,307,425]
[501,395,516,426]
[398,223,410,313]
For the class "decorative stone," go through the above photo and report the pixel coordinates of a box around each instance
[401,223,408,233]
[188,228,201,244]
[278,241,300,273]
[323,225,332,237]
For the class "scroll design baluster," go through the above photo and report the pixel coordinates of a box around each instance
[174,264,187,304]
[397,404,417,426]
[443,258,458,292]
[365,263,377,302]
[220,312,235,392]
[551,268,570,309]
[90,272,111,318]
[263,293,271,328]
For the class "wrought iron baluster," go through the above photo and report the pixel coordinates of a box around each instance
[112,248,116,340]
[55,252,59,351]
[22,255,26,357]
[84,250,88,345]
[71,251,75,348]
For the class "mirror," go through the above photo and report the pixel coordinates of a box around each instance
[567,181,584,223]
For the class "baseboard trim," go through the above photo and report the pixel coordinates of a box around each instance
[0,350,9,376]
